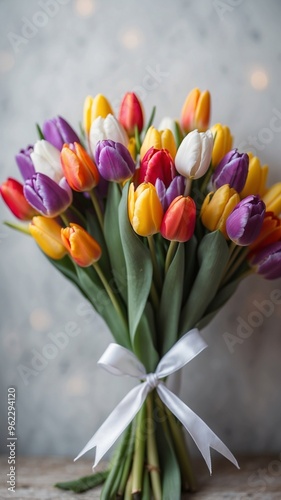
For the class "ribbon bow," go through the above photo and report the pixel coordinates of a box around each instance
[75,328,239,473]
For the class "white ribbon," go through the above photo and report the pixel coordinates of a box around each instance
[75,328,239,473]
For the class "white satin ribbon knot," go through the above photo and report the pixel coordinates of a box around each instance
[75,328,239,473]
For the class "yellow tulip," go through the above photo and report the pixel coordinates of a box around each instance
[29,216,67,260]
[201,185,240,237]
[83,94,113,135]
[180,88,211,134]
[127,137,136,161]
[240,152,268,199]
[128,182,163,236]
[262,182,281,216]
[140,126,177,160]
[211,123,233,168]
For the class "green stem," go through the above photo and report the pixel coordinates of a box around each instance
[69,204,87,226]
[132,403,147,496]
[165,240,178,274]
[142,468,151,500]
[221,247,250,286]
[93,262,128,329]
[89,189,104,230]
[165,406,197,492]
[60,213,69,226]
[4,221,30,235]
[117,423,135,497]
[147,235,162,291]
[100,425,132,500]
[146,393,162,500]
[124,473,133,500]
[150,280,160,311]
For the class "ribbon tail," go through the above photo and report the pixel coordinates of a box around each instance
[75,383,150,468]
[157,384,239,474]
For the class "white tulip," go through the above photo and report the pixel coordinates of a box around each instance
[175,129,213,179]
[89,114,128,156]
[31,140,62,183]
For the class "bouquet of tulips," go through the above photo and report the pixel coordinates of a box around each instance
[1,87,281,499]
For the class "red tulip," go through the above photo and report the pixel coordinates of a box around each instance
[118,92,144,136]
[139,148,176,188]
[0,177,37,220]
[160,195,196,242]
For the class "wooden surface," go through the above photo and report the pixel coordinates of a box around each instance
[1,455,281,499]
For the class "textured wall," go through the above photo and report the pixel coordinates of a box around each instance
[1,0,281,460]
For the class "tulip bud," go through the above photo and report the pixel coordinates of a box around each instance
[212,149,249,193]
[139,148,176,188]
[31,140,63,183]
[90,114,128,157]
[118,92,144,136]
[201,184,240,237]
[24,173,73,218]
[160,195,196,242]
[128,182,163,236]
[29,216,67,260]
[83,94,113,135]
[42,116,80,151]
[61,142,99,191]
[180,88,211,133]
[250,241,281,280]
[240,153,268,199]
[262,182,281,216]
[249,212,281,253]
[226,195,266,246]
[140,126,177,160]
[15,145,35,181]
[155,176,185,212]
[61,223,101,267]
[0,178,37,220]
[210,123,233,168]
[95,140,135,183]
[175,129,213,180]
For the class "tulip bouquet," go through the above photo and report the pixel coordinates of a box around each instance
[1,87,281,499]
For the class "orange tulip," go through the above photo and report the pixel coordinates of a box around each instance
[61,142,99,191]
[61,223,101,267]
[180,88,211,133]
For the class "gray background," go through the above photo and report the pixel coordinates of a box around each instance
[0,0,281,462]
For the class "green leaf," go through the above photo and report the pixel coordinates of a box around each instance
[85,207,112,282]
[118,183,153,346]
[104,183,128,304]
[133,304,159,372]
[196,275,243,330]
[159,243,185,356]
[143,105,156,136]
[36,123,44,140]
[55,470,109,493]
[75,265,131,349]
[180,231,229,334]
[182,236,198,305]
[155,418,181,499]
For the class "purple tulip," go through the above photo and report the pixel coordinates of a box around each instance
[212,149,249,193]
[226,195,266,246]
[15,145,35,181]
[42,116,80,150]
[24,173,72,217]
[95,140,135,182]
[251,241,281,280]
[155,176,185,212]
